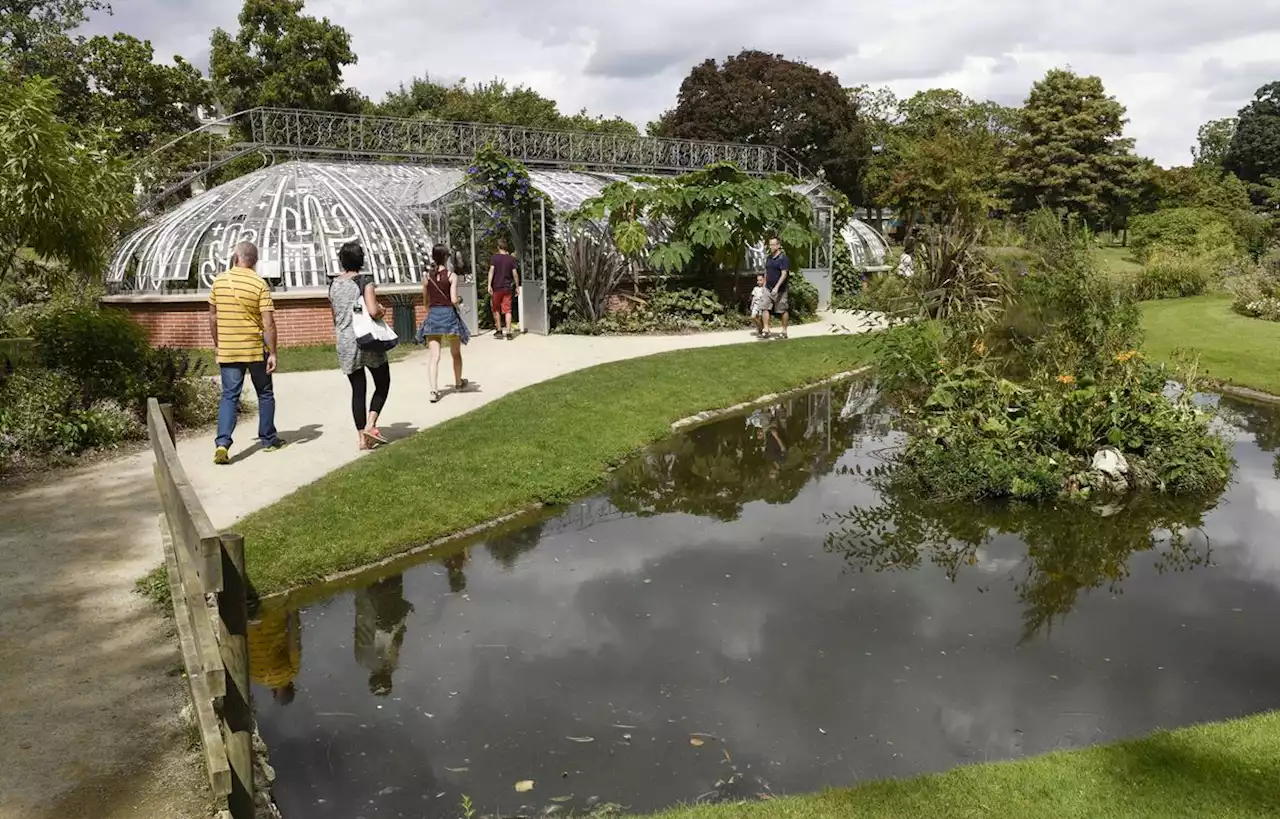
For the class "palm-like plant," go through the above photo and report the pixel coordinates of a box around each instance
[559,223,629,322]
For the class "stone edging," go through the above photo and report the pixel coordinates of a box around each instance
[1213,382,1280,405]
[258,367,873,609]
[670,367,872,432]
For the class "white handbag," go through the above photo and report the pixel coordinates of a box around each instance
[351,295,399,352]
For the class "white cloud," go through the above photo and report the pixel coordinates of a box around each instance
[88,0,1280,167]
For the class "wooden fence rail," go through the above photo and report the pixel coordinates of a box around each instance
[147,398,255,819]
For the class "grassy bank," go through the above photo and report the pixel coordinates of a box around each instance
[646,711,1280,819]
[1141,294,1280,396]
[186,342,418,374]
[237,336,877,594]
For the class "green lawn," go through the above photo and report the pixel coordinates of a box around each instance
[186,342,418,374]
[237,336,877,594]
[644,711,1280,819]
[1141,293,1280,396]
[1094,245,1144,280]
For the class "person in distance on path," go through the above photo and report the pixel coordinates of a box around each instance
[487,238,520,340]
[763,236,790,340]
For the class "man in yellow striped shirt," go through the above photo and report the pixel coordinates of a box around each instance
[208,241,286,464]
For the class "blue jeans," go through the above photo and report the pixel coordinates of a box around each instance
[216,359,280,448]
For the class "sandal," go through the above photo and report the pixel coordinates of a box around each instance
[362,428,389,446]
[454,378,469,391]
[430,390,441,403]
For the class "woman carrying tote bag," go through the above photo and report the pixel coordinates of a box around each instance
[329,241,393,450]
[416,243,470,404]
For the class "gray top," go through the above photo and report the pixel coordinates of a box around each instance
[329,274,388,375]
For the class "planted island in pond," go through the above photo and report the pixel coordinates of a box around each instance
[861,209,1234,504]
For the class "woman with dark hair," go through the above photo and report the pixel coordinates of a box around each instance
[418,243,470,403]
[329,241,391,449]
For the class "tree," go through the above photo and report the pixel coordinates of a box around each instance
[81,33,211,155]
[1,0,109,123]
[1144,164,1252,213]
[572,162,819,279]
[1193,117,1236,168]
[864,89,1014,232]
[651,50,865,196]
[1225,82,1280,200]
[1006,68,1144,227]
[210,0,362,113]
[0,76,134,288]
[374,75,638,134]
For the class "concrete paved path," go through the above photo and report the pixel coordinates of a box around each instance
[0,312,882,818]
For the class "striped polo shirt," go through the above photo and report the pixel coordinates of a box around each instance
[208,266,274,364]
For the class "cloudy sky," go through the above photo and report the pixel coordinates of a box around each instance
[85,0,1280,167]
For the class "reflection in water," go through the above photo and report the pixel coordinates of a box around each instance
[353,575,413,696]
[608,386,863,520]
[443,550,469,592]
[248,607,300,705]
[826,492,1216,642]
[255,383,1280,819]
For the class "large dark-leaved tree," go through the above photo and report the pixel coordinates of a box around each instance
[1224,81,1280,200]
[210,0,364,113]
[650,50,865,196]
[1006,68,1144,227]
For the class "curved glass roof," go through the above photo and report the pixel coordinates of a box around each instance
[109,160,887,292]
[110,162,455,291]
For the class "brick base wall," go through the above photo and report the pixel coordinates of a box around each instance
[115,298,428,349]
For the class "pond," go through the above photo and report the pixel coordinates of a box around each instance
[251,383,1280,818]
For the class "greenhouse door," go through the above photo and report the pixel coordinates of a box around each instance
[519,199,550,335]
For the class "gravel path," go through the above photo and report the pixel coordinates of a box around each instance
[0,313,883,818]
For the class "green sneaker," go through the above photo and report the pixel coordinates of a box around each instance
[213,446,230,465]
[262,439,288,453]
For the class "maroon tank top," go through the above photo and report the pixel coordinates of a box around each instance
[426,267,452,307]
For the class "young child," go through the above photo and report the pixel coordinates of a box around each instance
[750,274,772,337]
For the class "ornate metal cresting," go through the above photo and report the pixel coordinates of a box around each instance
[244,108,810,177]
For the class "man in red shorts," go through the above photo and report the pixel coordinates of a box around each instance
[487,238,520,340]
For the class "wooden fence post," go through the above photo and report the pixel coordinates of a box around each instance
[218,532,255,818]
[159,402,176,444]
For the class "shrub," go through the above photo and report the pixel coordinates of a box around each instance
[788,276,819,318]
[83,399,145,447]
[0,369,142,470]
[1228,252,1280,322]
[30,303,150,407]
[1133,250,1216,300]
[836,270,911,314]
[1129,207,1237,263]
[555,286,750,335]
[830,231,860,298]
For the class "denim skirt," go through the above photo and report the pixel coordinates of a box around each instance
[416,305,470,344]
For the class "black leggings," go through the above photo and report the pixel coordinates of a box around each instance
[348,364,391,429]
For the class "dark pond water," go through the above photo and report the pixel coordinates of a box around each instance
[252,384,1280,818]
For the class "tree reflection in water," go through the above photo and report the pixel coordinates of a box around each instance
[825,485,1220,643]
[607,383,885,521]
[1217,395,1280,478]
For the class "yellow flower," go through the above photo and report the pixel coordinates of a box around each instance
[972,339,988,356]
[1057,374,1076,385]
[1115,350,1139,363]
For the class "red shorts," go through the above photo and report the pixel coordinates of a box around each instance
[491,289,513,314]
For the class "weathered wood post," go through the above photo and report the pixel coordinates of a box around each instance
[159,402,176,444]
[217,532,255,818]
